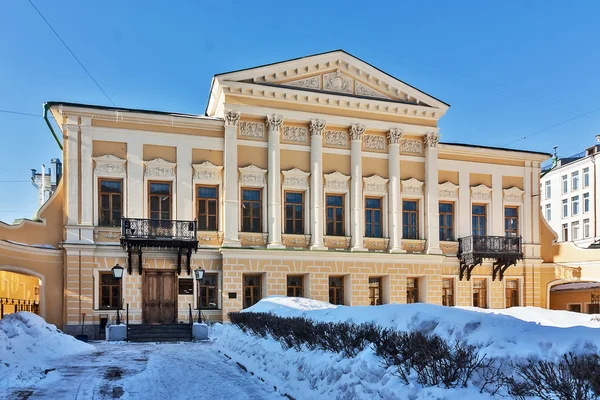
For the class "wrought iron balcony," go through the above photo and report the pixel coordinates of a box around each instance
[457,235,523,281]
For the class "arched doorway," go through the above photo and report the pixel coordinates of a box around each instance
[548,280,600,314]
[0,269,42,319]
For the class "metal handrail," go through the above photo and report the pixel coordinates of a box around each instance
[121,217,198,241]
[458,235,522,255]
[126,303,129,342]
[188,303,193,341]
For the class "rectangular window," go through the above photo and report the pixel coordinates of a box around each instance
[407,278,419,304]
[99,179,122,227]
[365,197,383,238]
[584,218,590,238]
[285,192,305,234]
[286,275,304,297]
[572,196,580,215]
[504,207,518,237]
[505,279,519,307]
[197,186,218,231]
[472,205,487,236]
[198,273,218,309]
[584,167,590,188]
[584,193,590,213]
[545,204,551,221]
[588,303,600,314]
[442,278,454,307]
[439,202,454,241]
[329,277,344,305]
[241,189,262,233]
[562,175,568,193]
[572,221,580,240]
[369,277,382,306]
[545,181,551,199]
[243,275,261,309]
[568,304,581,313]
[562,199,568,217]
[473,279,487,308]
[402,200,419,239]
[326,195,345,236]
[99,272,121,310]
[572,171,579,191]
[149,182,172,220]
[562,223,569,241]
[178,279,193,295]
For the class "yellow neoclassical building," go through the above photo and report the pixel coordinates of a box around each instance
[5,50,588,339]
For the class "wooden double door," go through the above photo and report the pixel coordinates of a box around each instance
[143,270,177,324]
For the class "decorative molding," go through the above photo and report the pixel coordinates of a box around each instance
[324,130,348,147]
[266,114,283,132]
[192,161,223,183]
[285,76,320,89]
[364,238,390,249]
[401,177,424,195]
[363,175,388,195]
[400,138,422,154]
[387,128,404,145]
[503,186,524,203]
[309,119,326,136]
[424,132,440,148]
[197,231,223,242]
[239,121,265,138]
[324,171,350,191]
[323,69,353,94]
[144,158,176,178]
[440,241,459,254]
[92,154,126,176]
[402,239,426,253]
[438,181,459,200]
[282,126,308,143]
[93,230,121,240]
[238,164,267,186]
[324,236,351,247]
[224,111,240,127]
[355,81,389,99]
[554,265,581,281]
[240,232,269,246]
[471,184,492,201]
[349,124,366,141]
[282,234,311,247]
[282,168,310,189]
[363,134,386,150]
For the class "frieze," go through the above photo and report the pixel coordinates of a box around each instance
[363,175,388,194]
[324,130,348,147]
[94,230,121,240]
[400,138,422,154]
[324,171,350,191]
[323,69,353,94]
[282,168,310,189]
[355,81,389,99]
[239,121,264,138]
[503,186,524,203]
[93,154,126,176]
[438,181,459,199]
[283,126,308,143]
[363,134,385,150]
[238,164,267,186]
[193,161,222,182]
[285,76,320,89]
[144,158,176,178]
[471,184,492,201]
[401,178,424,195]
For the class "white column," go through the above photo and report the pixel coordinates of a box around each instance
[350,124,366,251]
[127,141,144,219]
[458,170,471,237]
[223,111,241,247]
[266,115,285,249]
[424,133,442,254]
[177,146,193,221]
[65,117,79,226]
[80,117,93,226]
[309,120,326,250]
[523,161,533,244]
[492,173,504,236]
[388,128,404,252]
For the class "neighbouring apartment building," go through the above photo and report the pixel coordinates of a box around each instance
[7,50,588,339]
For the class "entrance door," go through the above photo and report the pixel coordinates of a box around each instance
[143,270,177,324]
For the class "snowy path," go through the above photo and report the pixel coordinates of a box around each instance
[4,341,284,400]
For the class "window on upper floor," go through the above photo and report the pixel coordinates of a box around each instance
[149,182,172,220]
[572,221,580,240]
[365,197,383,238]
[241,189,262,233]
[562,175,568,193]
[572,195,580,215]
[284,191,305,235]
[99,179,122,227]
[472,204,487,236]
[584,218,590,239]
[326,195,345,236]
[439,202,454,241]
[572,171,579,191]
[562,199,568,218]
[402,200,419,239]
[196,186,218,231]
[545,181,551,199]
[562,223,569,241]
[504,207,519,237]
[545,204,551,221]
[584,167,590,188]
[584,192,590,213]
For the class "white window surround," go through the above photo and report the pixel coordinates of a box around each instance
[438,182,459,241]
[323,171,351,237]
[471,276,490,308]
[92,154,127,227]
[503,187,524,237]
[363,174,389,239]
[143,158,177,219]
[441,275,459,305]
[93,268,127,310]
[470,184,492,236]
[281,168,311,235]
[401,178,425,240]
[238,164,268,234]
[192,161,224,232]
[503,277,523,308]
[191,271,222,310]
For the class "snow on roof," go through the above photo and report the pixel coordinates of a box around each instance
[550,282,600,292]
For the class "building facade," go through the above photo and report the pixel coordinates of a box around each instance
[0,51,558,337]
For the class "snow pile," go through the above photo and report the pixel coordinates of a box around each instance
[0,312,94,389]
[213,297,600,399]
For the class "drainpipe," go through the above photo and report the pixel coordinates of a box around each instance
[43,103,63,150]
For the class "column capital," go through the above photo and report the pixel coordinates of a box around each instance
[310,119,326,136]
[423,132,440,148]
[388,128,404,145]
[349,124,366,141]
[224,111,240,127]
[266,114,283,132]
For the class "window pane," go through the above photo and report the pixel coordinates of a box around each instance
[100,180,122,193]
[198,187,217,198]
[327,195,342,206]
[366,198,381,208]
[150,183,171,194]
[243,190,260,201]
[403,201,417,211]
[208,200,217,215]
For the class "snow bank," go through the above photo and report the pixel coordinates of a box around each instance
[0,312,94,389]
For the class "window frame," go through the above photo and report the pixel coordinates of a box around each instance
[242,274,262,309]
[562,199,568,218]
[407,277,419,304]
[562,223,569,241]
[286,275,304,298]
[402,200,419,240]
[504,206,519,238]
[93,154,127,227]
[545,204,551,221]
[439,202,455,241]
[196,184,219,232]
[325,194,345,237]
[572,195,580,216]
[241,188,263,233]
[545,181,551,199]
[562,175,568,193]
[442,277,454,307]
[284,191,305,235]
[584,192,590,213]
[328,276,344,305]
[148,181,173,220]
[369,277,382,306]
[505,279,520,308]
[572,171,579,191]
[584,218,590,238]
[365,196,384,238]
[98,178,123,227]
[99,272,122,310]
[472,204,487,236]
[197,273,219,310]
[572,221,580,240]
[472,278,488,309]
[584,167,590,188]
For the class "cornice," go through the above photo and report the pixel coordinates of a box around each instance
[438,143,549,163]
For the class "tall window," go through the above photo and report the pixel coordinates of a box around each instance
[149,182,172,220]
[285,192,305,234]
[241,189,262,233]
[99,179,122,227]
[505,279,519,308]
[562,175,568,193]
[243,275,262,309]
[442,278,454,307]
[369,277,382,306]
[197,186,218,231]
[287,276,304,297]
[545,204,551,221]
[572,221,580,240]
[572,171,579,191]
[198,273,218,309]
[584,218,590,238]
[545,181,551,199]
[472,205,487,236]
[365,197,383,238]
[439,202,454,241]
[562,223,569,241]
[572,195,580,215]
[329,277,344,305]
[504,207,518,237]
[588,303,600,314]
[584,193,590,213]
[584,167,590,188]
[403,200,419,239]
[407,278,419,303]
[473,279,487,308]
[562,199,568,217]
[99,272,121,309]
[326,195,344,236]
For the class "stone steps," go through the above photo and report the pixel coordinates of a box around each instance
[127,323,192,342]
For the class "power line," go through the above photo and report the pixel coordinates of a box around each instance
[0,181,33,183]
[27,0,115,106]
[0,109,41,118]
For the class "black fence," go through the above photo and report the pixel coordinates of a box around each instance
[0,297,40,318]
[121,218,197,241]
[458,235,522,257]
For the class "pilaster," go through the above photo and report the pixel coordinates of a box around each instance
[523,161,533,245]
[424,133,442,254]
[127,141,144,219]
[177,146,193,221]
[65,117,79,227]
[309,120,326,250]
[458,170,471,238]
[223,111,241,247]
[350,124,366,251]
[80,117,93,228]
[531,163,541,246]
[491,173,503,236]
[388,128,404,252]
[266,115,285,249]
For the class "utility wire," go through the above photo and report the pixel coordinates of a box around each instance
[27,0,115,106]
[0,109,41,118]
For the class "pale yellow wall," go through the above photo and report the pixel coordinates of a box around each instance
[0,271,40,301]
[92,119,224,138]
[143,144,176,163]
[439,170,459,185]
[439,152,526,167]
[92,140,127,159]
[502,176,523,190]
[363,157,388,178]
[239,145,268,169]
[192,149,223,166]
[400,161,425,181]
[281,149,310,171]
[550,288,600,312]
[470,173,492,187]
[323,154,350,175]
[281,122,310,146]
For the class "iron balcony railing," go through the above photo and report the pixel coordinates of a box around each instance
[458,235,522,258]
[1,297,40,318]
[121,217,198,241]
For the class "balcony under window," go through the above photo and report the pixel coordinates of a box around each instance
[457,235,523,281]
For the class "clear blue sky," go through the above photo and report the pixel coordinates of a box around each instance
[1,0,599,223]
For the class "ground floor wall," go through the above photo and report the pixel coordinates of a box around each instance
[550,288,600,313]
